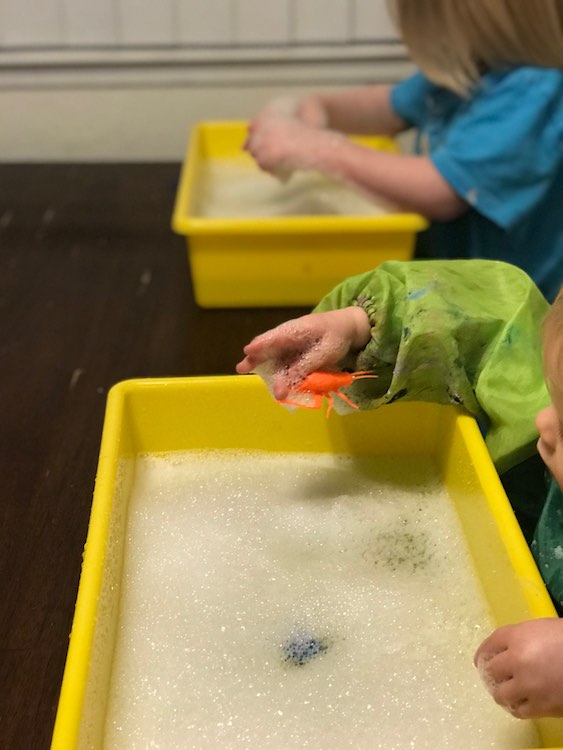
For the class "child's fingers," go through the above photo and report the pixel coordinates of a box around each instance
[285,356,324,385]
[243,119,258,151]
[236,357,255,374]
[243,325,309,360]
[477,649,514,687]
[297,97,328,129]
[473,628,509,666]
[238,317,334,392]
[241,340,278,366]
[237,332,297,376]
[241,330,283,356]
[271,376,291,401]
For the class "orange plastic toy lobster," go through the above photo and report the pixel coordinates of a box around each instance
[278,370,378,416]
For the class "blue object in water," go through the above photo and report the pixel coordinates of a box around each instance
[281,629,328,667]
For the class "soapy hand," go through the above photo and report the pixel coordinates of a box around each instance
[258,95,329,130]
[244,115,343,181]
[474,618,563,718]
[292,95,329,130]
[236,307,371,401]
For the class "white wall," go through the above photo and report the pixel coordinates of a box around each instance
[0,0,410,160]
[0,0,399,47]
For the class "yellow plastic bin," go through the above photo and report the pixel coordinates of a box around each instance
[172,121,428,308]
[51,375,563,749]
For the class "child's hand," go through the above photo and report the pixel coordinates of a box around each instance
[245,116,342,180]
[474,618,563,718]
[257,95,329,130]
[295,96,329,129]
[236,307,371,400]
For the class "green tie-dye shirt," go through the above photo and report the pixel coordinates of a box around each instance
[314,258,563,606]
[315,259,550,474]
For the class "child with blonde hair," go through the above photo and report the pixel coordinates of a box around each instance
[245,0,563,300]
[236,260,563,717]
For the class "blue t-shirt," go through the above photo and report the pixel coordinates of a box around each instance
[391,68,563,301]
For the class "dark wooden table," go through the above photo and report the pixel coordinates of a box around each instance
[0,164,310,749]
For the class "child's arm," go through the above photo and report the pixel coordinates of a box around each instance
[254,86,408,137]
[474,619,563,718]
[245,118,467,221]
[294,86,409,136]
[236,259,550,475]
[236,306,371,400]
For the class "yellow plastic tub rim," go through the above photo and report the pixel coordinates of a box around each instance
[171,122,428,307]
[51,376,563,749]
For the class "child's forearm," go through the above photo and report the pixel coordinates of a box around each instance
[310,85,408,136]
[317,138,467,221]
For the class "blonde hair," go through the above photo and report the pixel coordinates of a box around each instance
[388,0,563,94]
[544,287,563,398]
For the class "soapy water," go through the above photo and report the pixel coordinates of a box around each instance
[103,452,538,749]
[197,159,393,218]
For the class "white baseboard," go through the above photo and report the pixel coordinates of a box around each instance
[0,45,413,161]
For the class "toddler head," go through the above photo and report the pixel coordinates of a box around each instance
[388,0,563,94]
[536,287,563,490]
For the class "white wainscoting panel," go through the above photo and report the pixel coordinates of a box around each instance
[62,0,117,46]
[117,0,176,45]
[234,0,291,45]
[0,0,399,48]
[352,0,397,41]
[177,0,234,45]
[293,0,351,43]
[1,0,63,46]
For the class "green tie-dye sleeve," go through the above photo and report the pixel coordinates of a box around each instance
[314,259,550,474]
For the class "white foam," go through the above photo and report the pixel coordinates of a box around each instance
[103,452,538,749]
[198,160,392,218]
